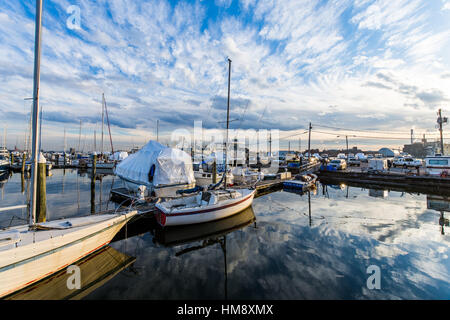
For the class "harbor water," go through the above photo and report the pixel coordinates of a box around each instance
[1,169,449,299]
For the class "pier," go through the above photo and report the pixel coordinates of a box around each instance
[318,169,450,196]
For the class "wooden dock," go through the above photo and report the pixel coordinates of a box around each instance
[318,170,450,196]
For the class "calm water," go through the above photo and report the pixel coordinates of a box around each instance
[1,169,449,300]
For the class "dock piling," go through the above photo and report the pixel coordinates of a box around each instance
[37,152,46,223]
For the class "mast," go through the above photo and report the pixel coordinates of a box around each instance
[157,119,159,142]
[29,0,43,226]
[224,58,231,189]
[101,93,105,156]
[78,120,82,152]
[103,94,114,155]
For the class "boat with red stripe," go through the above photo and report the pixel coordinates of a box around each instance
[155,188,256,226]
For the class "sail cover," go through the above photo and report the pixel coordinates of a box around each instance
[115,140,195,187]
[109,151,128,161]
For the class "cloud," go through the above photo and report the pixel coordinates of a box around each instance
[363,81,392,90]
[0,0,449,151]
[415,90,448,105]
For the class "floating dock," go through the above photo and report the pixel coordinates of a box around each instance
[318,170,450,196]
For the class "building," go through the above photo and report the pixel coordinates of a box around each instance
[403,135,450,157]
[378,148,399,157]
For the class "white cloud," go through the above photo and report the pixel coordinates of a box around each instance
[0,0,449,151]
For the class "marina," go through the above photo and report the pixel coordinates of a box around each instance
[0,168,449,299]
[0,0,449,305]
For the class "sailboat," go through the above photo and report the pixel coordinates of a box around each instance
[155,59,256,227]
[87,94,116,170]
[0,0,137,298]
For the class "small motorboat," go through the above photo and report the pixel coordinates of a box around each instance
[283,173,318,191]
[155,188,256,227]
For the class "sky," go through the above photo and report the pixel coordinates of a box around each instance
[0,0,450,152]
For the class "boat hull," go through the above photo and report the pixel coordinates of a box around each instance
[155,190,256,227]
[120,176,195,198]
[0,213,136,298]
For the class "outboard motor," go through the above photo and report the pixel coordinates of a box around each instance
[137,185,147,201]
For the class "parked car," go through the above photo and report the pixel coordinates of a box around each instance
[425,155,450,176]
[355,153,368,163]
[337,153,346,159]
[347,157,360,166]
[392,157,423,168]
[329,159,347,170]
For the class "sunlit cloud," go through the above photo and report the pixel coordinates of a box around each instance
[0,0,449,151]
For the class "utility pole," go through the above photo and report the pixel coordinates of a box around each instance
[437,109,447,155]
[269,132,272,156]
[308,122,312,161]
[346,135,349,163]
[410,129,414,145]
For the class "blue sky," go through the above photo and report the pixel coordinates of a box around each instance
[1,0,450,151]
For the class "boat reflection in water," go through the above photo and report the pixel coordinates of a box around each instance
[153,206,256,247]
[153,206,256,299]
[427,195,450,235]
[5,245,135,300]
[368,189,389,198]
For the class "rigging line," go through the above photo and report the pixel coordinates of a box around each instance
[312,130,420,140]
[314,124,443,136]
[278,130,309,140]
[237,100,250,129]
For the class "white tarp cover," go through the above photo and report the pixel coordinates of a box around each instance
[109,151,128,161]
[115,140,195,187]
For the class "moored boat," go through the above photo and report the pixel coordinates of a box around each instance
[283,173,318,191]
[155,188,256,227]
[115,140,196,198]
[0,212,137,298]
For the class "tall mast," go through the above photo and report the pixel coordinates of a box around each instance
[78,120,82,152]
[103,94,114,155]
[101,93,105,155]
[157,119,159,142]
[224,58,231,189]
[29,0,43,226]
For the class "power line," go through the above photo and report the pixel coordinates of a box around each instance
[314,124,442,137]
[312,129,430,140]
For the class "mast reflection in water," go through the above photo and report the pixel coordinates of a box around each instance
[1,170,449,299]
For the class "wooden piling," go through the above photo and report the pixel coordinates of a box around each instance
[21,172,25,194]
[212,160,217,184]
[21,153,26,173]
[90,153,97,214]
[36,152,46,223]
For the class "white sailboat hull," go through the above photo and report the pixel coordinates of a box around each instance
[155,189,256,227]
[0,212,136,298]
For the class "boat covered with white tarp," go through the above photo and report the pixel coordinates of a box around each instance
[114,140,195,197]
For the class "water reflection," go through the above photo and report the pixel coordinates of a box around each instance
[427,195,450,235]
[6,246,135,300]
[0,169,117,229]
[1,170,449,299]
[153,207,256,300]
